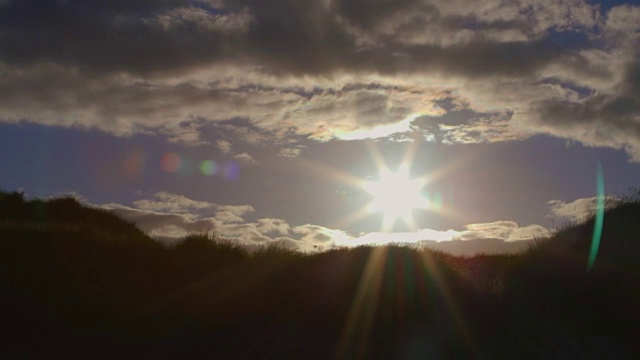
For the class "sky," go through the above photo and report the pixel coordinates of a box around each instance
[1,0,639,254]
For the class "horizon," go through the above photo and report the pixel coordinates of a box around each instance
[1,0,640,253]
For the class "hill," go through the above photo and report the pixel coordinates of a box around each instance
[1,190,639,359]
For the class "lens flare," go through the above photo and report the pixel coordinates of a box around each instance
[122,149,145,181]
[588,161,605,271]
[161,152,181,173]
[223,161,240,180]
[200,160,219,176]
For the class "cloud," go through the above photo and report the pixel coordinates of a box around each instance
[333,218,549,249]
[0,0,598,77]
[95,191,346,251]
[256,218,290,235]
[213,204,254,224]
[216,139,232,154]
[548,196,622,223]
[103,203,218,239]
[151,5,252,34]
[532,93,640,161]
[213,210,245,224]
[0,0,238,74]
[215,204,254,216]
[88,190,555,254]
[1,0,637,156]
[293,224,353,245]
[132,191,215,215]
[278,147,302,158]
[414,102,528,144]
[216,223,274,243]
[232,152,258,165]
[346,228,460,247]
[456,221,550,242]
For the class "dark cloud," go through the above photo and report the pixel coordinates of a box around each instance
[533,58,640,159]
[0,0,638,159]
[0,0,222,74]
[374,38,571,77]
[413,100,485,132]
[226,0,353,74]
[623,58,640,97]
[229,0,594,77]
[412,101,519,144]
[334,0,426,31]
[0,0,597,77]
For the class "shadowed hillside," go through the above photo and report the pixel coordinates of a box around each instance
[1,190,639,359]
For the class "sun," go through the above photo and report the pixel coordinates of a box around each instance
[362,164,428,231]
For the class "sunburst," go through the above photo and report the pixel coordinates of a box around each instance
[362,164,428,231]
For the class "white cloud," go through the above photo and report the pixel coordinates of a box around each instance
[215,204,254,216]
[233,152,258,165]
[98,192,347,251]
[347,228,460,247]
[216,140,232,154]
[457,221,550,241]
[256,218,290,235]
[548,196,621,223]
[102,203,218,239]
[278,147,302,158]
[213,210,245,224]
[213,204,255,224]
[606,5,640,39]
[92,190,553,254]
[132,192,215,215]
[292,224,354,246]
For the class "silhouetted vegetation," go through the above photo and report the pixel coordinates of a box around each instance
[1,190,639,358]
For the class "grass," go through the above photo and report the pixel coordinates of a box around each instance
[1,190,639,358]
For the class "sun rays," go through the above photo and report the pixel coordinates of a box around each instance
[336,247,477,358]
[293,140,470,241]
[355,140,464,234]
[362,164,429,231]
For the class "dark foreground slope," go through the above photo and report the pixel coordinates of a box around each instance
[1,191,639,359]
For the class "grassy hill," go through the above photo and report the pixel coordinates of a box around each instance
[1,190,639,359]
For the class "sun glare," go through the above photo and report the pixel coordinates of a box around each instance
[302,142,461,239]
[363,164,428,230]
